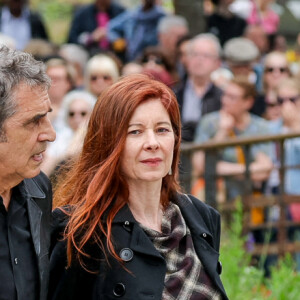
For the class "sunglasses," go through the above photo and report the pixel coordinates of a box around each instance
[142,56,163,65]
[265,66,288,74]
[90,74,112,81]
[266,102,280,108]
[277,95,300,104]
[68,111,88,118]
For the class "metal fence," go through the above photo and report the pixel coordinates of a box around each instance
[180,131,300,257]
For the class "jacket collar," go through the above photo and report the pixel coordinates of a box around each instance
[21,177,45,256]
[23,177,46,199]
[175,193,214,242]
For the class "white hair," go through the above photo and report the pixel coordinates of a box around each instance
[189,33,222,58]
[59,43,89,73]
[61,90,97,125]
[158,15,188,34]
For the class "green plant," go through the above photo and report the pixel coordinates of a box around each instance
[220,200,265,300]
[220,200,300,300]
[265,254,300,300]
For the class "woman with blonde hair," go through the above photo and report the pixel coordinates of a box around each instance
[85,53,120,97]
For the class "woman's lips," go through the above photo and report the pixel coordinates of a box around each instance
[141,158,162,166]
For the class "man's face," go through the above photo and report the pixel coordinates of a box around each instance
[221,83,252,118]
[47,66,71,105]
[159,26,188,56]
[187,39,220,79]
[0,84,56,183]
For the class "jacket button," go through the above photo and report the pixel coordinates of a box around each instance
[119,248,133,262]
[202,233,207,238]
[123,221,131,232]
[113,283,126,297]
[217,261,222,274]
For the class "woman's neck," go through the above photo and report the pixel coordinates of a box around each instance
[127,180,163,232]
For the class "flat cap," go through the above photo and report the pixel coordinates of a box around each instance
[223,37,259,64]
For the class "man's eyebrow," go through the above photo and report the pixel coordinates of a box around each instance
[23,108,53,126]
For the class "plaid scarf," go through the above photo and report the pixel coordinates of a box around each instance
[141,203,221,300]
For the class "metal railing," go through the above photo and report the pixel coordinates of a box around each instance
[180,131,300,257]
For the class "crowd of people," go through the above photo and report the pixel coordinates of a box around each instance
[0,0,300,297]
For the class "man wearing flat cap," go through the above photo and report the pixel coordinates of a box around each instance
[224,37,265,116]
[223,37,259,81]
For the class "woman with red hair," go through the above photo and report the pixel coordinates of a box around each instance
[49,74,228,300]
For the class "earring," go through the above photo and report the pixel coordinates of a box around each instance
[168,168,172,175]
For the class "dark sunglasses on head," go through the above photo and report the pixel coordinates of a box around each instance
[277,95,300,104]
[265,66,288,74]
[90,74,112,81]
[68,111,87,118]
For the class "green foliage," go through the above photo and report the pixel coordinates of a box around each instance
[220,200,300,299]
[265,254,300,300]
[220,200,265,300]
[38,1,73,21]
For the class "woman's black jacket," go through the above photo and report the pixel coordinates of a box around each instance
[49,193,228,300]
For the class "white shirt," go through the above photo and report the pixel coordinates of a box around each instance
[1,6,31,50]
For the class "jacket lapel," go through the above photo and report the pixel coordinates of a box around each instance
[176,194,227,298]
[23,178,46,256]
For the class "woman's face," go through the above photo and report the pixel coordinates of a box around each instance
[120,98,175,185]
[89,72,113,97]
[264,55,289,89]
[67,98,92,131]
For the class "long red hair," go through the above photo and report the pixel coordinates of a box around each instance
[54,74,182,270]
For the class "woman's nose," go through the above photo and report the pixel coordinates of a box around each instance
[144,131,159,150]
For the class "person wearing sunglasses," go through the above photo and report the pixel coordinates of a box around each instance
[261,51,291,120]
[84,53,120,97]
[41,90,96,178]
[268,77,300,271]
[139,45,177,87]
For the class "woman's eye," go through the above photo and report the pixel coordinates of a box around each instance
[128,130,141,135]
[157,127,170,133]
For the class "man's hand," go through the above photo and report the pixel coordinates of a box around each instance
[214,111,235,140]
[282,101,300,130]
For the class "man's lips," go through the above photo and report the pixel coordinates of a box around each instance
[32,150,45,162]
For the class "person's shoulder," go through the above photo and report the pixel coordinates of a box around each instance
[202,110,220,123]
[249,113,270,130]
[206,83,223,98]
[52,206,71,228]
[177,193,220,220]
[73,3,95,16]
[110,1,126,14]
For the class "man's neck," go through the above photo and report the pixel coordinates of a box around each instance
[190,76,211,97]
[0,189,12,210]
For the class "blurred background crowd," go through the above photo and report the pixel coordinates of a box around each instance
[1,0,300,275]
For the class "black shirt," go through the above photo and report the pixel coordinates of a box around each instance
[0,183,39,300]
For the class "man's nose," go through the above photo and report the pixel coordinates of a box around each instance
[38,118,56,142]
